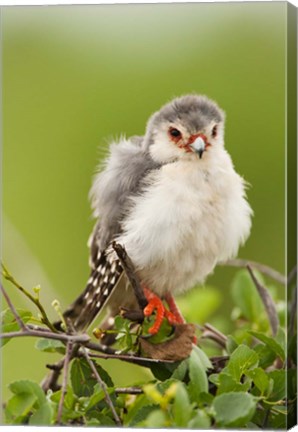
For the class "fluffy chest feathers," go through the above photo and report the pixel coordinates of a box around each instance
[117,153,252,296]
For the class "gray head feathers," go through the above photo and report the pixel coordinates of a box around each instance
[144,94,225,146]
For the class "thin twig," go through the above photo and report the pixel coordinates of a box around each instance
[0,282,27,331]
[115,387,143,395]
[1,263,57,332]
[0,329,90,344]
[86,342,175,366]
[223,259,286,285]
[27,324,55,333]
[112,242,148,309]
[197,323,227,348]
[247,265,279,336]
[57,340,72,424]
[42,345,80,393]
[41,364,62,393]
[81,347,122,426]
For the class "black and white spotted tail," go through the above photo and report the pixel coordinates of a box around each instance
[55,251,123,331]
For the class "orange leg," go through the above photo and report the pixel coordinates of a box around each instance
[165,292,197,344]
[164,292,185,324]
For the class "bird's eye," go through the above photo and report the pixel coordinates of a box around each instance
[169,128,182,138]
[212,125,218,138]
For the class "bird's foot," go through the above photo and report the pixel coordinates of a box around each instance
[143,288,184,335]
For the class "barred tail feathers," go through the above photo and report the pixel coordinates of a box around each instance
[60,252,123,331]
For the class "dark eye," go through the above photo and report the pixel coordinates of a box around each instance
[212,125,218,138]
[169,128,182,138]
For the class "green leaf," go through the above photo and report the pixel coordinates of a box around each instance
[216,373,251,395]
[188,347,209,401]
[248,331,285,361]
[86,411,116,425]
[1,309,33,347]
[124,393,154,426]
[35,338,65,354]
[266,369,286,402]
[188,409,211,428]
[149,361,180,381]
[246,367,269,394]
[6,380,52,425]
[70,358,114,397]
[29,402,53,425]
[213,392,257,427]
[9,380,46,406]
[5,393,37,423]
[142,316,173,344]
[114,315,134,349]
[275,327,286,351]
[171,358,189,381]
[224,344,259,382]
[86,418,101,426]
[172,382,191,427]
[85,383,111,411]
[50,385,78,420]
[127,404,159,427]
[196,391,214,405]
[191,344,212,370]
[143,409,167,427]
[226,335,239,354]
[231,270,264,322]
[156,377,178,394]
[253,343,276,368]
[209,373,220,385]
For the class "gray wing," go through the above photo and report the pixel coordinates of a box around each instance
[60,136,160,331]
[89,135,159,254]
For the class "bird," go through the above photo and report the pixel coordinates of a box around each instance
[60,94,253,337]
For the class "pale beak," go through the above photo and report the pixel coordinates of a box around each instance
[189,136,206,159]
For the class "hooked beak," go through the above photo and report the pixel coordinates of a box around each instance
[189,135,207,159]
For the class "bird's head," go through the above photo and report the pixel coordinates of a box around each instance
[145,94,225,164]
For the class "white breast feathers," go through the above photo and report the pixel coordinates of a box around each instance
[116,150,252,296]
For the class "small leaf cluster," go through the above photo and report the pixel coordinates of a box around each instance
[1,268,296,428]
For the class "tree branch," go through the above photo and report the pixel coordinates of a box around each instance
[0,282,28,331]
[0,328,90,344]
[247,265,279,336]
[57,340,72,424]
[222,259,286,285]
[87,343,174,367]
[197,323,227,348]
[112,242,148,309]
[41,358,64,393]
[80,346,122,426]
[115,387,143,395]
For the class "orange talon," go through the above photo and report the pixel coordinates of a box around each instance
[164,309,180,325]
[143,288,166,335]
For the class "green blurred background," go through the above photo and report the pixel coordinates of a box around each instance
[2,3,286,400]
